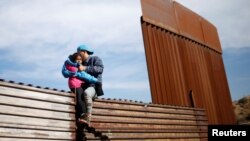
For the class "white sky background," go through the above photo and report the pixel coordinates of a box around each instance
[0,0,249,102]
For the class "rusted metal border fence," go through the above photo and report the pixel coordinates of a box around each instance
[87,98,208,140]
[140,0,236,124]
[0,80,208,140]
[0,79,75,140]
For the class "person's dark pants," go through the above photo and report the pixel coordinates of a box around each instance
[71,87,87,141]
[71,87,87,119]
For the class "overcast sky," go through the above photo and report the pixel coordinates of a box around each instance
[0,0,249,102]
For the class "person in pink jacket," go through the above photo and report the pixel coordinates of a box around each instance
[64,52,98,125]
[66,55,84,89]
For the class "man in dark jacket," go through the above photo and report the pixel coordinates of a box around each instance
[62,44,104,113]
[77,44,104,96]
[76,44,104,121]
[62,44,104,140]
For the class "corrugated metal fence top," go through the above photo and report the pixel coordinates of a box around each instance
[0,79,206,111]
[141,0,222,53]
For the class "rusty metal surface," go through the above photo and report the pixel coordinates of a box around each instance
[0,79,76,140]
[141,4,236,124]
[201,18,222,52]
[141,0,222,53]
[174,1,204,43]
[88,98,208,140]
[0,79,208,140]
[141,0,179,33]
[141,17,236,124]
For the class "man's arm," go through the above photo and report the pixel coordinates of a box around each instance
[85,56,104,75]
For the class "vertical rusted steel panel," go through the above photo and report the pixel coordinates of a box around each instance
[187,43,204,109]
[172,35,188,106]
[196,45,218,124]
[169,35,181,105]
[147,24,163,103]
[209,52,237,124]
[165,31,178,104]
[173,1,205,43]
[218,55,236,123]
[177,37,192,106]
[167,33,179,105]
[152,26,167,104]
[140,0,236,124]
[141,21,157,103]
[204,48,223,123]
[162,31,175,105]
[156,28,170,104]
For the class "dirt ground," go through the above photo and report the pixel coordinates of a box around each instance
[233,96,250,124]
